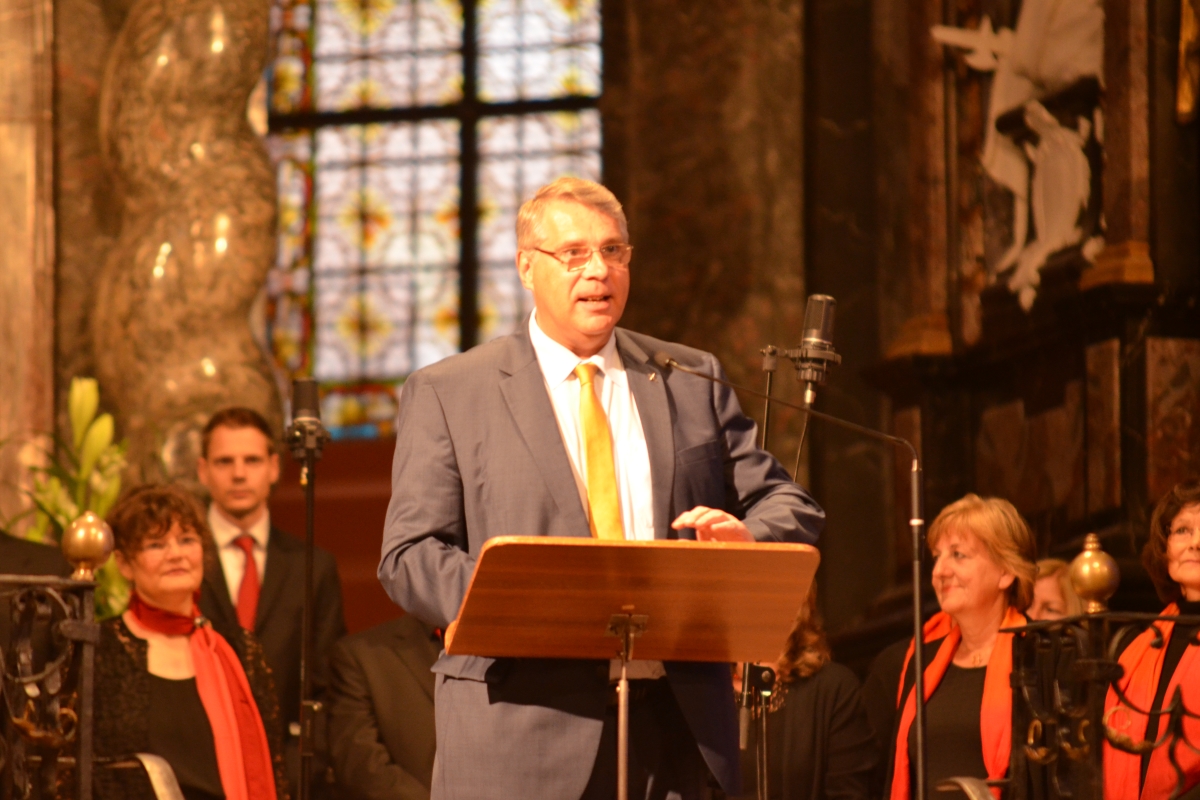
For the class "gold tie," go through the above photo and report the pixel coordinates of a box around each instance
[575,363,625,540]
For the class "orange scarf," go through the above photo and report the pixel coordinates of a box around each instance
[889,606,1024,800]
[1104,603,1200,800]
[129,592,277,800]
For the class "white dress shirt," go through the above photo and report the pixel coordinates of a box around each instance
[529,313,665,680]
[528,313,656,541]
[208,505,270,606]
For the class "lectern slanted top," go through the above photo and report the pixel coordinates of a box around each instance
[444,536,820,664]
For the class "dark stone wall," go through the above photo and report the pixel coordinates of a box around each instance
[601,0,811,471]
[54,0,122,424]
[602,0,891,632]
[804,0,888,632]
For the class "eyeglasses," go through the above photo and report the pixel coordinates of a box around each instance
[532,243,633,272]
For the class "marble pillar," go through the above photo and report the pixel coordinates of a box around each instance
[0,0,56,527]
[1081,0,1155,288]
[602,0,808,468]
[92,0,282,482]
[881,0,953,359]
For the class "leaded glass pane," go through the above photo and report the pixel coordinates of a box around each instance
[477,109,601,340]
[270,0,315,113]
[320,384,400,437]
[478,0,600,102]
[266,0,602,440]
[307,120,461,388]
[313,0,463,110]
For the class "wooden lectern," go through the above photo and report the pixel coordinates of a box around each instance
[445,536,820,800]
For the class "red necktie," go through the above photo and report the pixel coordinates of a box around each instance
[233,534,259,631]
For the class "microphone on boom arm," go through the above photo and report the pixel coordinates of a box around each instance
[785,295,841,479]
[790,294,842,406]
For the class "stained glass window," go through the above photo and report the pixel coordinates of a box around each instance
[266,0,602,438]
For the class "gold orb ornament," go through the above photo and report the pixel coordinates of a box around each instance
[1070,533,1120,614]
[61,511,114,581]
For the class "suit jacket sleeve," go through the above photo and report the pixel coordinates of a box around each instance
[705,351,824,543]
[378,372,474,627]
[327,640,431,800]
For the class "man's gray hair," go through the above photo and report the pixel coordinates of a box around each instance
[516,176,628,249]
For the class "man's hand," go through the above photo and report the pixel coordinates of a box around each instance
[671,506,754,542]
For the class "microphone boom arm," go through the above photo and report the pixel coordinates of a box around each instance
[654,354,917,463]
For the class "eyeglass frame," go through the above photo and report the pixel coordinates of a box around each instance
[529,243,634,272]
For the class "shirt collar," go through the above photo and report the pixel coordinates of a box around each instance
[529,310,624,388]
[207,504,270,550]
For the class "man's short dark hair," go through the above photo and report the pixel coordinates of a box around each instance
[201,407,277,457]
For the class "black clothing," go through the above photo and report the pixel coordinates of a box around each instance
[147,675,224,798]
[579,678,710,800]
[93,616,289,800]
[327,615,439,800]
[1141,599,1200,786]
[909,665,987,799]
[862,638,922,798]
[734,662,878,800]
[199,525,345,796]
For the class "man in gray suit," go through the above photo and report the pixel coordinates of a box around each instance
[379,177,824,800]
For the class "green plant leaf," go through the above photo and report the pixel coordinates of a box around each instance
[94,556,130,619]
[76,414,114,506]
[69,378,100,450]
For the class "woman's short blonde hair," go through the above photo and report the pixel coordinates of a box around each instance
[516,177,628,249]
[927,493,1038,609]
[1036,557,1084,617]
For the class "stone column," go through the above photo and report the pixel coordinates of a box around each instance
[0,0,56,527]
[602,0,808,465]
[1081,0,1155,288]
[92,0,282,482]
[881,0,953,359]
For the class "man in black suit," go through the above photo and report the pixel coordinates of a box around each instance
[326,614,439,800]
[195,407,347,793]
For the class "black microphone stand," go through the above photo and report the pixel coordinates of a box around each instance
[737,346,782,800]
[654,353,928,800]
[285,379,331,800]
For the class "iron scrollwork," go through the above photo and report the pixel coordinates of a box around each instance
[1,575,98,800]
[1008,611,1200,800]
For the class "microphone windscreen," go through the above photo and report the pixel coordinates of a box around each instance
[651,351,675,370]
[292,378,321,422]
[802,294,836,347]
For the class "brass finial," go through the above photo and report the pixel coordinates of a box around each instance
[1070,533,1120,614]
[61,511,114,581]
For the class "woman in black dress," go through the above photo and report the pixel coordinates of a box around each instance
[1104,481,1200,799]
[737,586,877,800]
[873,494,1036,800]
[94,484,288,800]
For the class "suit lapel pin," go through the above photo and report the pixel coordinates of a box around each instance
[648,372,657,382]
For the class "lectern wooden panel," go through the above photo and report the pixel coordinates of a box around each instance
[445,536,820,664]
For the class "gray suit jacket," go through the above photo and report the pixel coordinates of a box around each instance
[379,325,824,799]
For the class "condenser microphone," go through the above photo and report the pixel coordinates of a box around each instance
[287,378,330,459]
[792,294,841,404]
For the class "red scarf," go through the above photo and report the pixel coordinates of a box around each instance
[1104,603,1200,800]
[128,592,277,800]
[889,606,1024,800]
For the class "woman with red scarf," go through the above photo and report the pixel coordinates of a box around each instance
[94,484,287,800]
[1104,481,1200,800]
[877,494,1036,800]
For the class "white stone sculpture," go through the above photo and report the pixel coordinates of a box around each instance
[932,0,1105,310]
